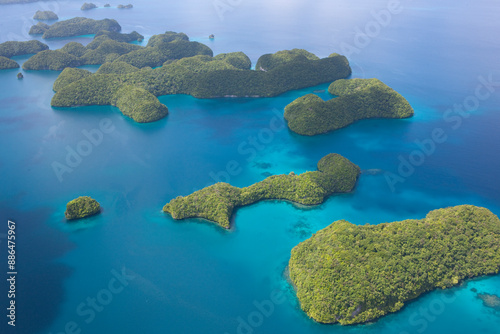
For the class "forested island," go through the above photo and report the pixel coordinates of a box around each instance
[288,205,500,325]
[65,196,101,220]
[33,10,58,20]
[0,40,48,58]
[284,78,414,135]
[51,47,350,122]
[30,17,121,39]
[163,154,360,229]
[29,22,50,35]
[24,30,145,70]
[0,56,19,69]
[81,2,97,10]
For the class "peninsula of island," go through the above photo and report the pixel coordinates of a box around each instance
[288,205,500,325]
[81,2,97,10]
[65,196,101,220]
[163,153,360,229]
[0,40,48,69]
[284,78,414,135]
[0,40,48,58]
[0,56,19,70]
[51,48,351,122]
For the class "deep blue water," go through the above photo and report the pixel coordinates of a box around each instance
[1,0,500,333]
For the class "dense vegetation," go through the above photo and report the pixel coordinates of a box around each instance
[23,33,144,70]
[163,154,360,229]
[255,49,319,71]
[23,31,207,70]
[51,49,350,121]
[24,50,83,70]
[112,85,169,122]
[95,30,143,43]
[33,10,58,20]
[39,17,121,39]
[29,22,50,35]
[53,67,92,91]
[65,196,101,220]
[81,2,97,10]
[52,67,168,122]
[0,56,19,69]
[285,78,414,135]
[113,31,212,68]
[0,40,48,58]
[289,205,500,325]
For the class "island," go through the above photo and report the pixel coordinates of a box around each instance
[284,78,414,136]
[256,48,320,71]
[0,56,19,70]
[23,31,206,71]
[163,153,360,229]
[17,72,23,79]
[104,4,110,7]
[288,205,500,325]
[34,17,121,39]
[117,4,133,9]
[81,2,97,10]
[50,48,350,123]
[209,34,214,39]
[29,22,50,35]
[0,40,49,58]
[65,196,101,220]
[23,30,145,70]
[33,10,58,20]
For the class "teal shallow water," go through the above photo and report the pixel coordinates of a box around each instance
[1,0,500,333]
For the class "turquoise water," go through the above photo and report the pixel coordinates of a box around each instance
[1,0,500,333]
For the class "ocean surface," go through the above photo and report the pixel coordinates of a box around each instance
[0,0,499,333]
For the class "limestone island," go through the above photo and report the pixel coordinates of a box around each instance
[65,196,101,220]
[23,31,203,71]
[0,40,48,58]
[29,22,50,35]
[256,48,321,72]
[0,56,19,70]
[50,47,350,123]
[163,153,360,229]
[284,78,414,136]
[81,2,97,10]
[33,10,58,20]
[17,72,23,79]
[288,205,500,325]
[117,4,133,9]
[32,17,121,39]
[104,4,111,7]
[209,34,214,40]
[23,30,145,70]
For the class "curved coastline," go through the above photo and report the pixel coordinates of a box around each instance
[163,153,360,229]
[289,205,500,325]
